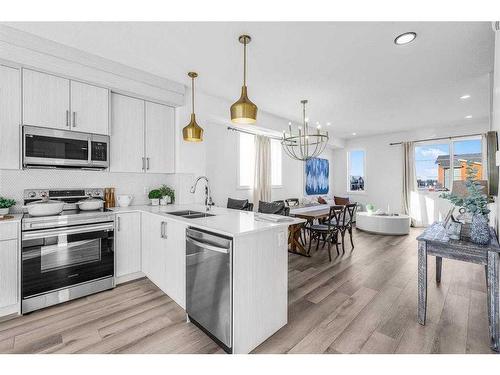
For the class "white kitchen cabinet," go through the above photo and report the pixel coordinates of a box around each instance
[0,65,21,169]
[110,93,145,173]
[70,80,109,135]
[0,220,20,317]
[115,212,142,279]
[140,213,186,308]
[145,101,175,174]
[23,69,70,130]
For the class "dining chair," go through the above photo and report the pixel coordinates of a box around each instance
[308,205,344,261]
[227,198,253,211]
[327,203,357,253]
[258,200,290,216]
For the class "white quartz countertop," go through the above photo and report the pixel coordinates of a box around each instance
[109,204,305,237]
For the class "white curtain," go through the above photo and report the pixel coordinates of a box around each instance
[402,141,417,227]
[253,135,272,203]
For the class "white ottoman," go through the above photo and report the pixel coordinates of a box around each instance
[356,212,410,235]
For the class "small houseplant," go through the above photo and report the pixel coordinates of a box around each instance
[159,185,175,205]
[440,162,490,244]
[0,197,16,217]
[148,189,162,206]
[366,203,375,215]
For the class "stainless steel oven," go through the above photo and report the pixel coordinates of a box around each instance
[21,221,114,313]
[23,126,109,169]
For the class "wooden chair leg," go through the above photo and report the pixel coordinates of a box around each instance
[315,233,321,251]
[349,228,354,249]
[326,237,332,262]
[308,233,314,253]
[334,232,340,255]
[341,230,346,254]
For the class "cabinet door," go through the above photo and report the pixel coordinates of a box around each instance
[145,101,175,173]
[110,93,145,173]
[164,220,187,308]
[0,239,18,308]
[70,81,109,135]
[0,65,21,169]
[141,213,167,290]
[23,69,70,129]
[115,212,141,278]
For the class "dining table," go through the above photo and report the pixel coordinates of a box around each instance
[288,204,335,257]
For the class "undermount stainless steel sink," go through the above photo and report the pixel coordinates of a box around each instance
[168,210,215,219]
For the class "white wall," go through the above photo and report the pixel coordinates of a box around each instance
[176,88,337,208]
[331,121,490,226]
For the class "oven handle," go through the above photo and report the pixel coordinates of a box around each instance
[22,222,114,241]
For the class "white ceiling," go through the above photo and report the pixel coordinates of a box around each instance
[5,22,494,138]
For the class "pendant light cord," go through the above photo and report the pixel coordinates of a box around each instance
[243,39,247,87]
[191,76,195,114]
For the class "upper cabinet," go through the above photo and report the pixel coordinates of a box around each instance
[70,80,109,135]
[110,92,175,174]
[23,69,70,130]
[145,101,175,174]
[0,65,21,170]
[22,69,109,135]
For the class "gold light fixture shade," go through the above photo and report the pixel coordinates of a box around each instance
[231,35,257,124]
[230,86,257,124]
[183,72,203,142]
[183,113,203,142]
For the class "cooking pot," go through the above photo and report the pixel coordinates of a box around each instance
[24,199,65,217]
[76,198,104,211]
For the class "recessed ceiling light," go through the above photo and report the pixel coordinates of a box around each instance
[465,115,472,119]
[317,125,322,129]
[288,121,292,125]
[316,121,320,125]
[394,32,417,45]
[352,132,357,136]
[460,94,471,100]
[326,122,331,126]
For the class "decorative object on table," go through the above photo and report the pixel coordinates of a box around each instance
[445,217,462,240]
[231,35,258,124]
[305,157,329,195]
[317,196,327,204]
[116,195,133,207]
[148,189,162,206]
[159,185,175,204]
[440,161,490,245]
[183,72,203,142]
[366,203,375,215]
[0,196,16,217]
[281,100,329,161]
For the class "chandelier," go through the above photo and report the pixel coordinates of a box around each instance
[281,100,329,161]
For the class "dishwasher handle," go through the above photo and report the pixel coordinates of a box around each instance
[186,236,230,254]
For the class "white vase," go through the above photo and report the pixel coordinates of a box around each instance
[160,198,167,206]
[151,198,160,206]
[0,207,9,217]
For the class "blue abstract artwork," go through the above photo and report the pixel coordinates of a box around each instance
[305,158,329,195]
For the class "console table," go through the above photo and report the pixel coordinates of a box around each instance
[417,223,499,352]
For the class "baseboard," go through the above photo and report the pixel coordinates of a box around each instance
[0,303,20,320]
[115,271,145,285]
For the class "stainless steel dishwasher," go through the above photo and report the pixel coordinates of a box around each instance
[186,227,233,353]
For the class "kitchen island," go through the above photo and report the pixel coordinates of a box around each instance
[110,204,304,354]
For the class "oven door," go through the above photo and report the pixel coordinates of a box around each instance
[23,126,91,168]
[21,222,114,299]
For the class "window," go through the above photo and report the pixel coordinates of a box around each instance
[415,137,483,192]
[238,133,282,188]
[347,150,365,192]
[270,139,282,186]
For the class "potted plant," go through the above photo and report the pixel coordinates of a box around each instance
[159,185,175,205]
[440,162,490,244]
[0,197,16,217]
[366,203,375,215]
[148,189,162,206]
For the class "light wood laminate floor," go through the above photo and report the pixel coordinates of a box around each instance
[0,227,495,354]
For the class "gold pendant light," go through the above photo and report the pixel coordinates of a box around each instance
[183,72,204,142]
[230,35,258,124]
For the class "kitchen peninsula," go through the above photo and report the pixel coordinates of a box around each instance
[110,204,304,354]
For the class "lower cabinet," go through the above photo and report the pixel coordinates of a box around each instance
[141,213,186,309]
[115,212,142,280]
[0,222,19,317]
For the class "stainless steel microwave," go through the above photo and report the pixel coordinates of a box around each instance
[23,126,110,170]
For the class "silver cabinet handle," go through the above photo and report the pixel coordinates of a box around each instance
[66,110,70,127]
[142,157,145,171]
[146,157,150,170]
[160,221,168,239]
[117,216,121,231]
[73,112,76,127]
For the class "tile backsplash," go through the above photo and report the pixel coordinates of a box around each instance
[0,169,198,213]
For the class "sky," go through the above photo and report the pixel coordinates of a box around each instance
[414,139,481,180]
[349,150,364,177]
